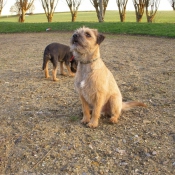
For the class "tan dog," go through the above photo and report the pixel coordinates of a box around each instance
[70,27,146,128]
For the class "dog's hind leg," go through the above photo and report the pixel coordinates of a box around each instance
[44,60,50,78]
[109,94,122,124]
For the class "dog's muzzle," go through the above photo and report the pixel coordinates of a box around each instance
[72,34,79,43]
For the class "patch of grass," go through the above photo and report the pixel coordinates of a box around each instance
[69,116,79,122]
[0,21,175,38]
[0,11,175,37]
[0,11,174,23]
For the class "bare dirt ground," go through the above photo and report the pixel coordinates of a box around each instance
[0,32,174,175]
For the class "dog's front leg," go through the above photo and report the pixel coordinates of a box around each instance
[52,66,59,81]
[65,64,75,77]
[60,62,67,76]
[80,95,91,124]
[87,96,105,128]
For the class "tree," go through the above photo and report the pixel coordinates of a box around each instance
[145,0,160,23]
[10,1,21,15]
[40,0,59,22]
[0,0,7,15]
[28,3,35,14]
[168,0,175,10]
[18,0,35,22]
[90,0,109,22]
[132,0,146,22]
[65,0,81,22]
[116,0,128,22]
[99,0,103,22]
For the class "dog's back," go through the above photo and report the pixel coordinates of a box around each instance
[42,43,71,70]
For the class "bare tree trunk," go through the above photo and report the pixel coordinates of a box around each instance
[146,15,154,23]
[47,14,53,22]
[71,12,77,22]
[21,8,26,23]
[65,0,81,22]
[18,0,34,23]
[169,0,175,10]
[90,0,109,22]
[68,5,77,22]
[40,0,59,23]
[145,0,160,23]
[173,2,175,10]
[0,0,7,16]
[95,8,100,21]
[99,0,104,22]
[117,0,128,22]
[93,1,100,22]
[133,0,145,22]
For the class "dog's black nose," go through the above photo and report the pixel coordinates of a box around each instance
[73,34,78,38]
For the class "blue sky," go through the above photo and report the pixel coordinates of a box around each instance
[2,0,172,15]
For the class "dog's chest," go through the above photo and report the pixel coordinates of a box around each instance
[75,66,96,104]
[75,73,91,92]
[76,78,95,105]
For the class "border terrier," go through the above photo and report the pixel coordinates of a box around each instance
[70,27,146,128]
[42,42,77,81]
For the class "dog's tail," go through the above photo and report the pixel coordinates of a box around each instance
[42,53,51,70]
[122,101,146,111]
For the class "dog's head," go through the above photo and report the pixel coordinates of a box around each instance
[70,26,105,62]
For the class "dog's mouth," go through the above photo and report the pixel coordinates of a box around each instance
[72,34,80,45]
[73,39,78,45]
[72,39,79,46]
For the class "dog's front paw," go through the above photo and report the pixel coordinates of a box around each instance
[110,116,118,124]
[87,121,98,128]
[53,78,59,81]
[81,117,90,124]
[61,72,67,76]
[45,75,50,78]
[69,73,75,77]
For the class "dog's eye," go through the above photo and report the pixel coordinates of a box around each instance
[85,32,91,37]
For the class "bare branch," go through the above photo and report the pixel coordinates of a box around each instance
[145,0,160,22]
[40,0,59,22]
[65,0,81,22]
[168,0,175,10]
[90,0,109,22]
[116,0,128,22]
[132,0,146,22]
[0,0,7,15]
[18,0,35,22]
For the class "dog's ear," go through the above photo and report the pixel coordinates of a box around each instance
[97,33,105,45]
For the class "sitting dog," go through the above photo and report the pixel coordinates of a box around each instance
[70,27,146,128]
[42,42,77,81]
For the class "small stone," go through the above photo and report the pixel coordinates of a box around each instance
[116,149,126,155]
[152,151,157,155]
[145,153,151,157]
[143,119,151,124]
[120,162,128,166]
[88,144,93,149]
[123,139,126,143]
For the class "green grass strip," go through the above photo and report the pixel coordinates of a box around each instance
[0,22,175,38]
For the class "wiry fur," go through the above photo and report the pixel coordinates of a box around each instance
[70,26,146,128]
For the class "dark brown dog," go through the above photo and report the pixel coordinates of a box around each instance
[42,42,77,81]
